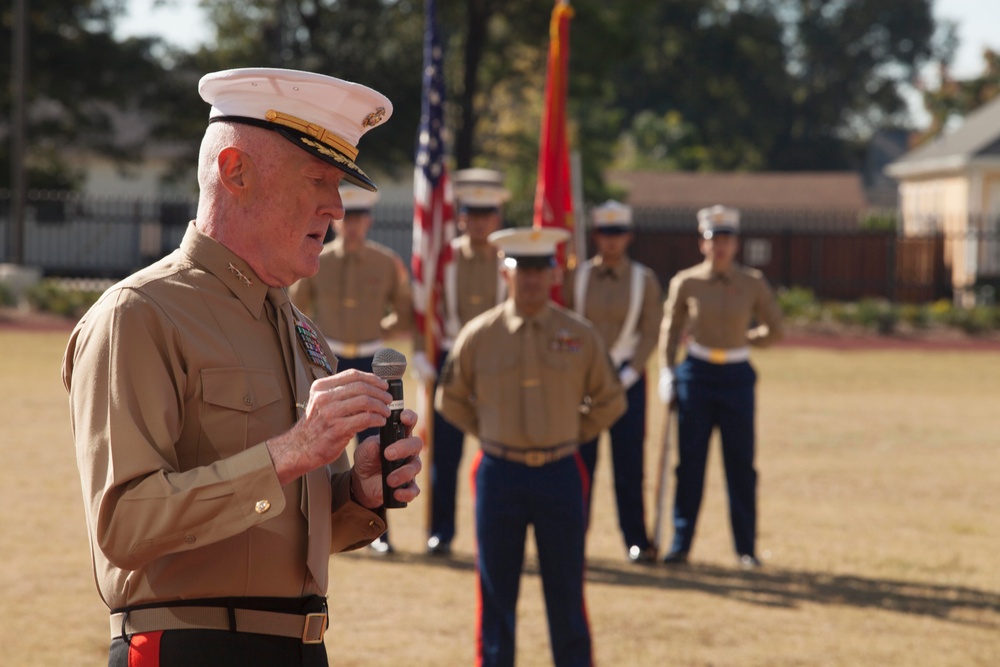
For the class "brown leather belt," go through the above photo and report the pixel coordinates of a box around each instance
[480,440,579,467]
[110,606,329,644]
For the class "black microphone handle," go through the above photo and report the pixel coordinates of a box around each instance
[379,377,408,509]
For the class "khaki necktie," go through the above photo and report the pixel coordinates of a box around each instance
[521,319,547,444]
[267,287,332,591]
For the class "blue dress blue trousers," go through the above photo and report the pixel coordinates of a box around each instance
[669,357,758,557]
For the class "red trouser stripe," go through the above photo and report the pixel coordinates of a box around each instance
[128,631,162,667]
[469,449,484,667]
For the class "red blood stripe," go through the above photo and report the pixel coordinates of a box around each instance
[128,631,162,667]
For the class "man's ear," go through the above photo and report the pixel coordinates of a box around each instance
[218,146,251,195]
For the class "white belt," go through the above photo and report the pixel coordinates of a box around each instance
[686,340,750,364]
[325,338,383,358]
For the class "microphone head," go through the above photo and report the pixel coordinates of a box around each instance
[372,348,408,380]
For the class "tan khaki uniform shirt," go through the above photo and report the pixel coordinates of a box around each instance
[414,236,504,353]
[435,300,627,447]
[564,257,662,374]
[289,238,412,346]
[659,260,784,368]
[62,223,385,611]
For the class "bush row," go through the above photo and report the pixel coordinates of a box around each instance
[5,279,1000,336]
[777,287,1000,335]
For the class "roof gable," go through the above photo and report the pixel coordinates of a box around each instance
[886,95,1000,176]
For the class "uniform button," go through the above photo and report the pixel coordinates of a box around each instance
[255,499,271,514]
[185,534,196,544]
[368,520,376,528]
[243,395,254,406]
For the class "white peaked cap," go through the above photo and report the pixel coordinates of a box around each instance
[199,67,392,192]
[697,205,741,237]
[340,185,380,212]
[488,227,571,267]
[591,200,634,228]
[454,168,511,209]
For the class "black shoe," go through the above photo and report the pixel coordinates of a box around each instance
[627,545,657,564]
[738,553,761,569]
[661,550,689,565]
[369,536,394,555]
[426,535,452,556]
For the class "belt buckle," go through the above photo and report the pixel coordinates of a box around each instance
[343,343,358,358]
[524,450,546,467]
[301,612,328,644]
[708,348,728,364]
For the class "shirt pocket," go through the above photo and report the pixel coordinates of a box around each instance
[200,368,284,457]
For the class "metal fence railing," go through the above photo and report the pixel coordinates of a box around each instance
[2,191,999,304]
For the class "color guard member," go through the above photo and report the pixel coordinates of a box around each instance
[565,200,662,563]
[437,227,626,667]
[289,185,413,554]
[412,167,508,556]
[62,67,423,667]
[658,205,783,568]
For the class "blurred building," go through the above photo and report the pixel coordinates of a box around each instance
[886,96,1000,304]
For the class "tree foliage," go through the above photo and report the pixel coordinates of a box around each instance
[0,0,173,189]
[917,49,1000,146]
[2,0,960,199]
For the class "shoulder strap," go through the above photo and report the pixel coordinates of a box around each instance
[607,263,645,366]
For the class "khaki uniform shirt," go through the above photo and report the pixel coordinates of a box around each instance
[435,300,627,447]
[564,256,662,374]
[289,238,412,346]
[414,236,504,354]
[62,223,385,611]
[659,260,784,368]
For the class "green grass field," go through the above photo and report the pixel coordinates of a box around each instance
[2,330,998,666]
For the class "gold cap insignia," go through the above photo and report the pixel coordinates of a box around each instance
[362,106,386,128]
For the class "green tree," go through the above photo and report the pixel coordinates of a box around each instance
[917,48,1000,146]
[0,0,175,189]
[611,0,943,171]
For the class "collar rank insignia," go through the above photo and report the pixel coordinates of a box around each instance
[294,318,334,375]
[228,263,253,287]
[550,329,582,353]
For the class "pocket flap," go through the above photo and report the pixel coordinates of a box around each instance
[202,368,282,412]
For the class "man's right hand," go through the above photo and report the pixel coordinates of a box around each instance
[658,367,675,406]
[267,370,392,486]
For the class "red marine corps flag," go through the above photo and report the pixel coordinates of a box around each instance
[533,0,575,303]
[411,0,455,516]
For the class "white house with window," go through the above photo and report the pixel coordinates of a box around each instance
[886,95,1000,304]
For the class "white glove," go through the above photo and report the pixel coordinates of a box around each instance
[411,351,437,383]
[658,367,675,405]
[618,366,640,391]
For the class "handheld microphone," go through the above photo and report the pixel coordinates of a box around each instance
[371,348,409,509]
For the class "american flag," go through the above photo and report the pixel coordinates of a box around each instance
[411,0,455,365]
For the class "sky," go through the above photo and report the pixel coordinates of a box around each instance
[116,0,1000,126]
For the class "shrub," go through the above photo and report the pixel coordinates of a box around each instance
[897,303,931,329]
[25,280,101,318]
[856,298,898,334]
[777,287,821,322]
[0,282,15,307]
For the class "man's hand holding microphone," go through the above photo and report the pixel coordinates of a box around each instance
[266,349,423,510]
